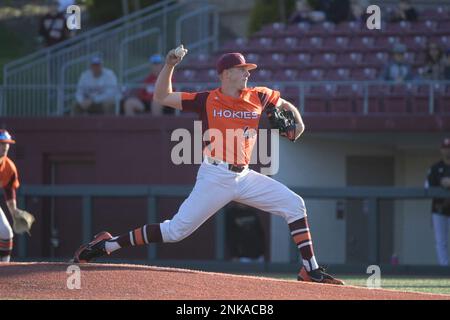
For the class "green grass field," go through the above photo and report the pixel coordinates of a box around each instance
[341,275,450,295]
[256,274,450,295]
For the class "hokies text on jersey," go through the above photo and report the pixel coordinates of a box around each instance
[212,109,259,119]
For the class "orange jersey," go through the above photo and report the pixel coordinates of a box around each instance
[0,156,20,200]
[181,87,280,165]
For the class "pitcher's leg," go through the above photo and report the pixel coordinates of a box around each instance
[0,207,13,262]
[236,171,317,268]
[74,164,236,262]
[107,170,234,252]
[236,170,343,284]
[236,170,305,223]
[159,176,234,243]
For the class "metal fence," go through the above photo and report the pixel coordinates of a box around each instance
[2,0,219,89]
[176,79,450,115]
[0,80,449,116]
[14,185,449,264]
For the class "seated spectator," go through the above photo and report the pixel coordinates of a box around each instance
[288,0,326,24]
[389,0,418,23]
[381,44,414,82]
[122,54,174,116]
[422,43,446,80]
[349,0,371,24]
[73,56,119,115]
[38,0,70,47]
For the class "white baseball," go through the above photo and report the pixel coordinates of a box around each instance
[174,45,186,58]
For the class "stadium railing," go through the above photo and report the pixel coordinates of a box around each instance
[13,185,449,265]
[0,80,448,116]
[2,0,219,89]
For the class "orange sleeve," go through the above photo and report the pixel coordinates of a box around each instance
[7,159,19,189]
[1,158,19,200]
[181,91,210,113]
[254,87,280,110]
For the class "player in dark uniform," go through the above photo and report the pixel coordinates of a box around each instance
[426,137,450,266]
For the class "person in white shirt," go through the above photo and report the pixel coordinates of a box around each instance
[74,56,119,115]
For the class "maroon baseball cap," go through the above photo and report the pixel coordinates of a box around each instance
[216,53,257,74]
[441,137,450,148]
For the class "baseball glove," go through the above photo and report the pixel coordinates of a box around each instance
[12,209,35,235]
[266,106,297,141]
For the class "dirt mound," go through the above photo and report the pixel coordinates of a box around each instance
[0,262,448,300]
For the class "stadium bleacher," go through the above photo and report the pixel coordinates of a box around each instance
[176,5,450,115]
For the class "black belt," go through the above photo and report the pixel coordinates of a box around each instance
[208,158,246,173]
[227,164,246,173]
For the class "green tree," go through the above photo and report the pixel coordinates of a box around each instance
[248,0,295,35]
[84,0,161,24]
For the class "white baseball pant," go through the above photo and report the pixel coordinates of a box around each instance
[432,213,450,266]
[0,206,13,262]
[160,158,306,243]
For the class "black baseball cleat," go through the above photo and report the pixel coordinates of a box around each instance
[73,231,112,263]
[297,266,345,285]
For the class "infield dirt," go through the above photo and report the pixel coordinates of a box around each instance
[1,262,449,300]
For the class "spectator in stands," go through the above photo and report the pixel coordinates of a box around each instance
[122,54,174,116]
[73,56,119,115]
[422,43,446,80]
[38,0,70,47]
[381,44,414,82]
[389,0,418,23]
[288,0,326,24]
[349,0,371,24]
[425,138,450,266]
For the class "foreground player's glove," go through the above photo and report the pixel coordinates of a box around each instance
[12,209,35,235]
[266,106,297,141]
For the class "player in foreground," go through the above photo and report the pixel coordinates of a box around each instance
[0,130,35,262]
[73,46,344,285]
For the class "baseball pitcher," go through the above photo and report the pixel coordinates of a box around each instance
[73,46,344,285]
[0,130,35,262]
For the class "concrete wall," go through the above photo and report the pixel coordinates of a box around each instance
[394,151,442,265]
[272,132,448,266]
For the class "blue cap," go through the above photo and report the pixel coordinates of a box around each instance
[91,56,103,64]
[149,54,163,64]
[0,129,15,144]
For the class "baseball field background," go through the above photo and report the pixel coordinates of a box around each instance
[1,0,450,301]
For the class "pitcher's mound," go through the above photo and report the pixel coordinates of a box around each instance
[0,262,448,300]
